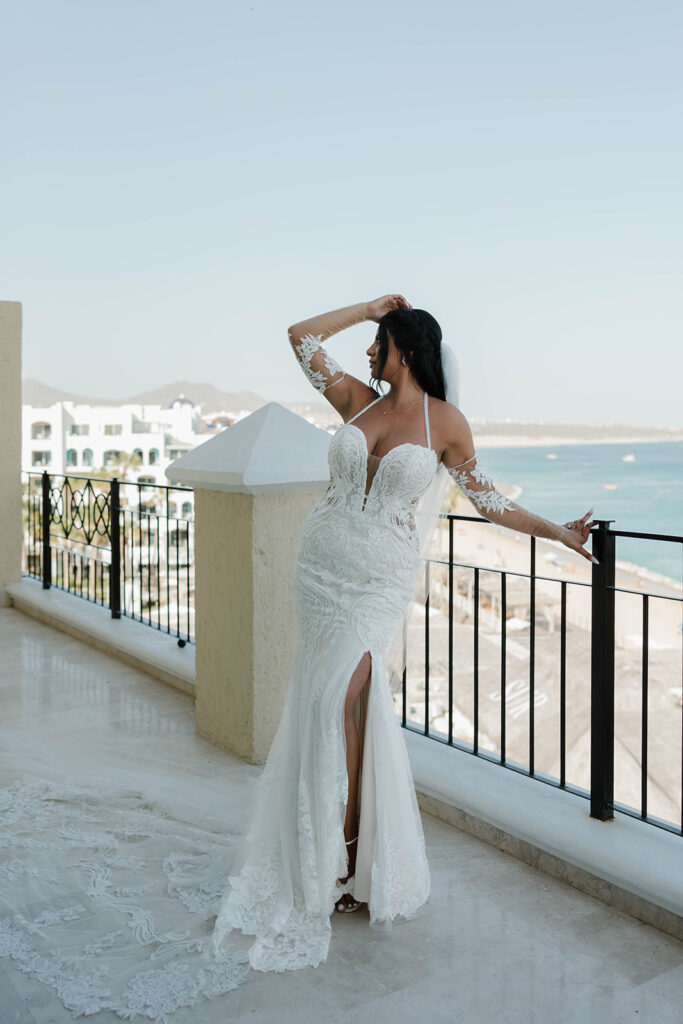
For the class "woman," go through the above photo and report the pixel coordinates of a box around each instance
[211,294,595,970]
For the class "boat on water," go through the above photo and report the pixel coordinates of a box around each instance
[603,483,618,490]
[546,453,557,460]
[622,453,636,462]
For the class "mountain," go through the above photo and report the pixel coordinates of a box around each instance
[22,378,269,412]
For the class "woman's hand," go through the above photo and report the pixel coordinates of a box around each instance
[560,508,598,564]
[365,294,412,322]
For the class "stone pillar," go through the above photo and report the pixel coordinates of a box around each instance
[0,302,22,606]
[166,402,331,763]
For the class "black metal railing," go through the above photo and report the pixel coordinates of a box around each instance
[21,473,683,837]
[400,514,683,837]
[22,472,195,644]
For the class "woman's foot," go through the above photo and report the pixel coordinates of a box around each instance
[335,891,362,912]
[335,835,362,913]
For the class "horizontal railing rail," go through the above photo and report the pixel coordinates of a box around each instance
[400,512,682,838]
[21,471,195,644]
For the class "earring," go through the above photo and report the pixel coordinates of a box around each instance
[401,356,407,365]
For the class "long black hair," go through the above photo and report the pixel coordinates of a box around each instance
[370,308,446,400]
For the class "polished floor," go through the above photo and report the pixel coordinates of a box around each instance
[1,606,682,1024]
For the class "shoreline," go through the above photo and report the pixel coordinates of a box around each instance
[476,434,683,449]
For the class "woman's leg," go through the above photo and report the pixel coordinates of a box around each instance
[336,651,372,910]
[343,651,372,848]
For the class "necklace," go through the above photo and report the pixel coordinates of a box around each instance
[379,393,424,416]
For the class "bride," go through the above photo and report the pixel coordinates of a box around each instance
[211,293,596,971]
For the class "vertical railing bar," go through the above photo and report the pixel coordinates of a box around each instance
[110,478,121,620]
[529,536,536,776]
[560,581,567,789]
[138,493,143,623]
[590,520,616,821]
[156,513,161,631]
[501,571,506,765]
[146,510,152,626]
[474,566,479,755]
[121,510,127,617]
[166,492,171,635]
[41,471,52,589]
[448,517,454,746]
[641,593,649,820]
[185,519,191,641]
[178,520,183,638]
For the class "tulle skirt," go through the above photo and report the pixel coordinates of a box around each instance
[211,504,431,972]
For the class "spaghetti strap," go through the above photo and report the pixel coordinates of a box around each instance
[424,391,431,449]
[346,395,382,425]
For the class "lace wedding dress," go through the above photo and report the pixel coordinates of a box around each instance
[211,389,437,972]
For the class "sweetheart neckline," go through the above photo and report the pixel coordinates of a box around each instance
[337,422,439,506]
[341,422,438,466]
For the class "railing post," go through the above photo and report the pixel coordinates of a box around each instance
[590,519,616,821]
[41,471,52,589]
[110,477,121,619]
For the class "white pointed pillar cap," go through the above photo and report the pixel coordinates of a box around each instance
[165,401,332,493]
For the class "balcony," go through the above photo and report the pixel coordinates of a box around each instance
[1,304,682,1022]
[3,606,683,1024]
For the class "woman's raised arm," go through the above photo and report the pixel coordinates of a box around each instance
[441,406,597,563]
[287,302,370,419]
[288,294,411,419]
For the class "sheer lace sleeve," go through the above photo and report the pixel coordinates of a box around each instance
[446,453,568,542]
[288,330,347,394]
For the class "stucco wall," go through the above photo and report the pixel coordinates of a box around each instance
[194,486,323,762]
[0,302,22,605]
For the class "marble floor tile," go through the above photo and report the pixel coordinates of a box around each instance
[1,606,682,1024]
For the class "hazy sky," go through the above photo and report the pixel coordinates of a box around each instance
[3,1,681,425]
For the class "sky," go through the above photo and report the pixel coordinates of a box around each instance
[2,0,682,425]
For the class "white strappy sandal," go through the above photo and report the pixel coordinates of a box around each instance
[335,835,362,913]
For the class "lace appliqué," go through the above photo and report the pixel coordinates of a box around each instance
[446,454,516,516]
[0,777,250,1023]
[289,331,346,393]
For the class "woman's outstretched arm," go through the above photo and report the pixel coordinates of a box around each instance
[287,294,410,418]
[441,404,597,563]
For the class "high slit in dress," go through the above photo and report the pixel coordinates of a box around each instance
[212,391,438,973]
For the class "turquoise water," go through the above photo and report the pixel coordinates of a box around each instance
[479,441,683,583]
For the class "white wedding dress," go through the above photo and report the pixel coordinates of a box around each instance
[212,390,436,972]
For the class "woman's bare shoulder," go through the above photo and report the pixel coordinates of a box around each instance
[428,394,474,462]
[428,394,469,433]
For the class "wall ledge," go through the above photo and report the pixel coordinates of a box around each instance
[7,578,195,696]
[405,730,683,941]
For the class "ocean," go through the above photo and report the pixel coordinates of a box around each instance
[478,440,683,584]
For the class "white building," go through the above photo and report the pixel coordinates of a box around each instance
[22,395,204,489]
